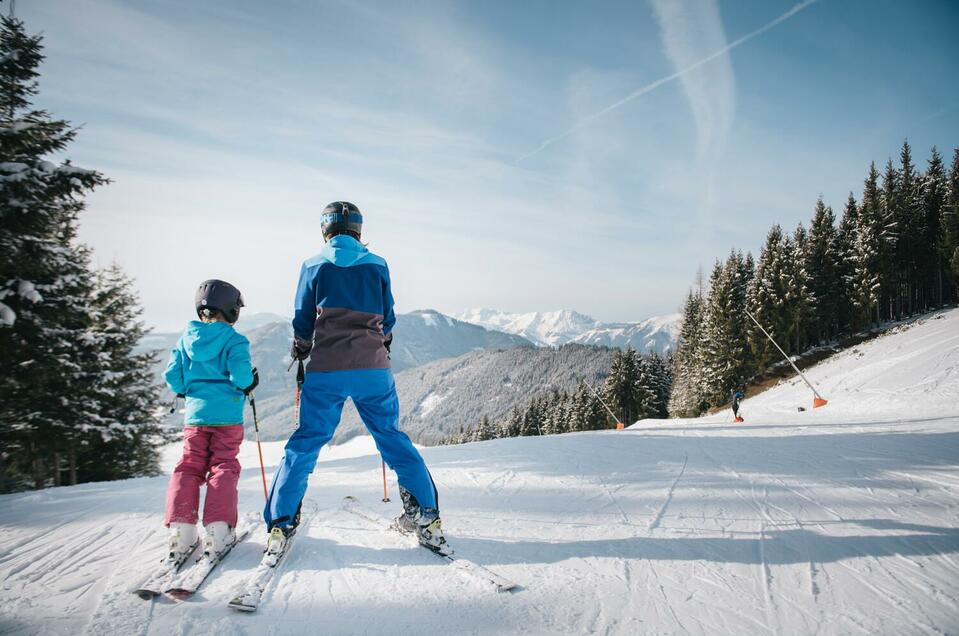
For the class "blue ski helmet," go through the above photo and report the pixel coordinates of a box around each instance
[321,201,363,241]
[195,279,244,324]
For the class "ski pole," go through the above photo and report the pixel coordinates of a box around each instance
[249,392,269,502]
[381,458,391,502]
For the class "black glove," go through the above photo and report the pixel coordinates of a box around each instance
[291,339,311,361]
[384,333,392,355]
[243,367,259,395]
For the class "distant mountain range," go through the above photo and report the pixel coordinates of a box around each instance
[252,343,618,445]
[453,308,679,354]
[143,308,676,444]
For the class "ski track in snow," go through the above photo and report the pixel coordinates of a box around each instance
[2,309,959,635]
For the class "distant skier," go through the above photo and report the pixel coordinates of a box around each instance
[731,389,745,423]
[264,201,447,555]
[162,280,257,564]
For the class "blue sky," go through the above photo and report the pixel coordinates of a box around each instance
[17,0,959,331]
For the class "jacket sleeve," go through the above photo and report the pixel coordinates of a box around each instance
[382,265,396,336]
[292,262,318,344]
[226,335,254,391]
[163,347,186,395]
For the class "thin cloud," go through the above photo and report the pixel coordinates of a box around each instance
[517,0,818,163]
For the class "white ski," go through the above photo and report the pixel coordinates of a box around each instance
[165,514,259,599]
[341,495,519,593]
[133,540,200,600]
[227,500,319,612]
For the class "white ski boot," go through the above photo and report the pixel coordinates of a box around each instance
[203,521,236,558]
[167,522,199,562]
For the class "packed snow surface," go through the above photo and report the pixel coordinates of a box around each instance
[1,310,958,635]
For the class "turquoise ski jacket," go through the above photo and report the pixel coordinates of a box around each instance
[164,320,254,426]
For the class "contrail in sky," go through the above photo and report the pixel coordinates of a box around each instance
[516,0,819,163]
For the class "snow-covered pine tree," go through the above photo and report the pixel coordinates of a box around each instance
[604,347,638,425]
[81,264,166,481]
[0,17,108,490]
[880,158,901,321]
[632,354,662,419]
[747,225,791,371]
[786,223,814,354]
[945,149,959,298]
[698,252,752,407]
[667,288,707,417]
[920,147,947,307]
[836,193,866,332]
[895,140,925,316]
[855,163,884,326]
[805,197,842,343]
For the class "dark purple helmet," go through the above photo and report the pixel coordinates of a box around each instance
[195,279,244,324]
[321,201,363,241]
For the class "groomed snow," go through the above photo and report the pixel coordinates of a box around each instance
[1,310,957,635]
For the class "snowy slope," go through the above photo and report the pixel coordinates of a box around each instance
[1,310,958,635]
[454,307,679,352]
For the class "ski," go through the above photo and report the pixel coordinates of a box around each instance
[227,500,319,612]
[341,495,519,593]
[133,540,200,600]
[165,514,259,599]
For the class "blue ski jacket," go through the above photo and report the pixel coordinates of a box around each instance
[164,320,254,425]
[293,235,395,372]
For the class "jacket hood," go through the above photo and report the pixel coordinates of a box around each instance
[322,235,370,267]
[181,320,236,362]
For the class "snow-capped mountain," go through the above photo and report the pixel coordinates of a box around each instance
[573,313,680,354]
[453,308,679,353]
[142,309,534,429]
[389,309,532,372]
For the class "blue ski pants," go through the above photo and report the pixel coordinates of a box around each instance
[264,368,437,529]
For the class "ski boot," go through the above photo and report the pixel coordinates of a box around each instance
[265,502,303,557]
[203,521,236,558]
[395,487,451,555]
[167,522,199,563]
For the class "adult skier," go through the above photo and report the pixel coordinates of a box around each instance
[731,389,745,423]
[163,280,257,563]
[263,201,447,555]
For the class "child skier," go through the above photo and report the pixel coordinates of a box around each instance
[264,201,447,555]
[163,280,257,564]
[731,389,745,423]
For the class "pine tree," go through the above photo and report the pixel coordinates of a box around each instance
[698,253,752,407]
[786,223,814,353]
[836,193,865,332]
[856,163,884,326]
[747,225,791,371]
[921,147,947,307]
[80,264,167,481]
[604,348,638,424]
[945,149,959,298]
[880,158,902,320]
[0,17,108,490]
[667,288,707,417]
[805,197,842,342]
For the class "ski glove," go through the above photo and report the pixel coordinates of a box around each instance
[243,367,259,395]
[384,333,392,355]
[291,338,311,361]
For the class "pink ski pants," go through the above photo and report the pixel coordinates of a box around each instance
[164,425,244,527]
